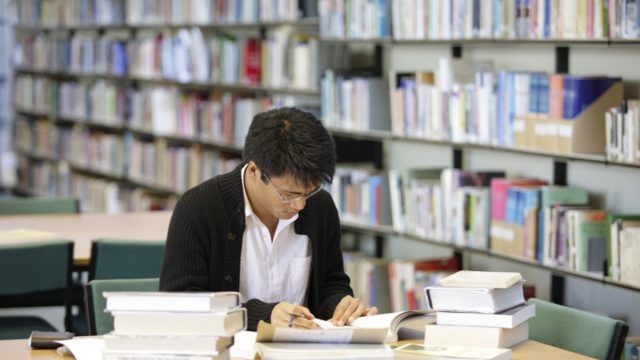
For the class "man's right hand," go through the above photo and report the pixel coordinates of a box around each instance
[271,302,317,329]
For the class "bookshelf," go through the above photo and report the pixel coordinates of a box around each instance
[0,0,13,190]
[12,0,321,212]
[319,0,640,333]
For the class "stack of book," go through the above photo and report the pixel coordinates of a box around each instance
[425,271,535,351]
[102,291,247,360]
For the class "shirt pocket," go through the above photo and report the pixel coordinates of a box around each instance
[287,256,312,305]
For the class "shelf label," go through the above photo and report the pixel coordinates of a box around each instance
[491,225,514,242]
[513,119,525,133]
[558,124,572,138]
[545,123,558,136]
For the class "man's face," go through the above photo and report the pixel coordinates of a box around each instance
[260,172,319,220]
[263,173,321,219]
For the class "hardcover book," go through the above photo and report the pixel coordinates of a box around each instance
[104,291,241,313]
[436,304,535,329]
[426,282,525,314]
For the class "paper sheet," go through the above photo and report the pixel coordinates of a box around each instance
[256,320,387,344]
[57,338,105,360]
[230,330,257,359]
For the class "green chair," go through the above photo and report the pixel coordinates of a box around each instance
[88,238,165,280]
[528,298,628,360]
[85,278,159,335]
[69,239,164,335]
[0,240,74,339]
[0,197,79,215]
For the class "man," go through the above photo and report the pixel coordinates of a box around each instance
[160,107,377,330]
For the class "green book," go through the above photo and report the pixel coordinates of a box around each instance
[537,186,589,262]
[539,186,589,208]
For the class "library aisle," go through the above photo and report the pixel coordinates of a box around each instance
[1,0,640,353]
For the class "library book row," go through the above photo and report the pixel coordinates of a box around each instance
[319,0,640,40]
[14,110,245,195]
[16,0,317,28]
[13,74,314,146]
[321,60,640,164]
[331,166,640,290]
[17,157,179,213]
[15,27,320,91]
[343,253,459,313]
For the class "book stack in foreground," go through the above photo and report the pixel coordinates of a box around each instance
[424,271,535,354]
[102,291,247,360]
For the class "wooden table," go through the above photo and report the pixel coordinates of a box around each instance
[0,339,595,360]
[0,211,172,266]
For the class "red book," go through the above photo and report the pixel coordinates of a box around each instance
[413,256,460,272]
[243,39,261,85]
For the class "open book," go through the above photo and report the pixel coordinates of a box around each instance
[256,310,435,344]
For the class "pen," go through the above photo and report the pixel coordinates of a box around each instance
[287,312,305,327]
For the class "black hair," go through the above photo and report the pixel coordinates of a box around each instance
[243,107,336,187]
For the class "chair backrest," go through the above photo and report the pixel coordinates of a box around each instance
[0,197,79,215]
[89,238,165,280]
[528,298,629,360]
[0,240,74,329]
[86,278,159,335]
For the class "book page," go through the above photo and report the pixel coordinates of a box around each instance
[256,320,387,344]
[351,312,400,328]
[229,330,257,360]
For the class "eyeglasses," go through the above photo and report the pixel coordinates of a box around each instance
[263,173,322,204]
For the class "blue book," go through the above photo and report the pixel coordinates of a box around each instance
[505,188,519,224]
[543,0,551,38]
[562,76,621,119]
[368,175,382,225]
[528,73,539,114]
[507,72,516,146]
[473,0,481,35]
[493,0,502,36]
[496,71,507,145]
[538,74,550,114]
[377,0,389,37]
[401,78,417,132]
[519,188,540,226]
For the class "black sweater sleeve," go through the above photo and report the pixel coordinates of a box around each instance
[159,190,211,292]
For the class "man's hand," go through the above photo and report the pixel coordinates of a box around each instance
[271,301,317,329]
[330,295,379,326]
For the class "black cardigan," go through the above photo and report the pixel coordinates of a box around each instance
[159,164,353,330]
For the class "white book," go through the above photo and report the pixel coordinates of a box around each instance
[425,282,525,314]
[102,350,229,360]
[394,343,511,360]
[104,291,241,313]
[425,322,529,349]
[439,271,523,289]
[112,308,247,337]
[256,342,393,360]
[436,304,535,329]
[103,334,233,355]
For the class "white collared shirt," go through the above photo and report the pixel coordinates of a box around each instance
[239,164,312,305]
